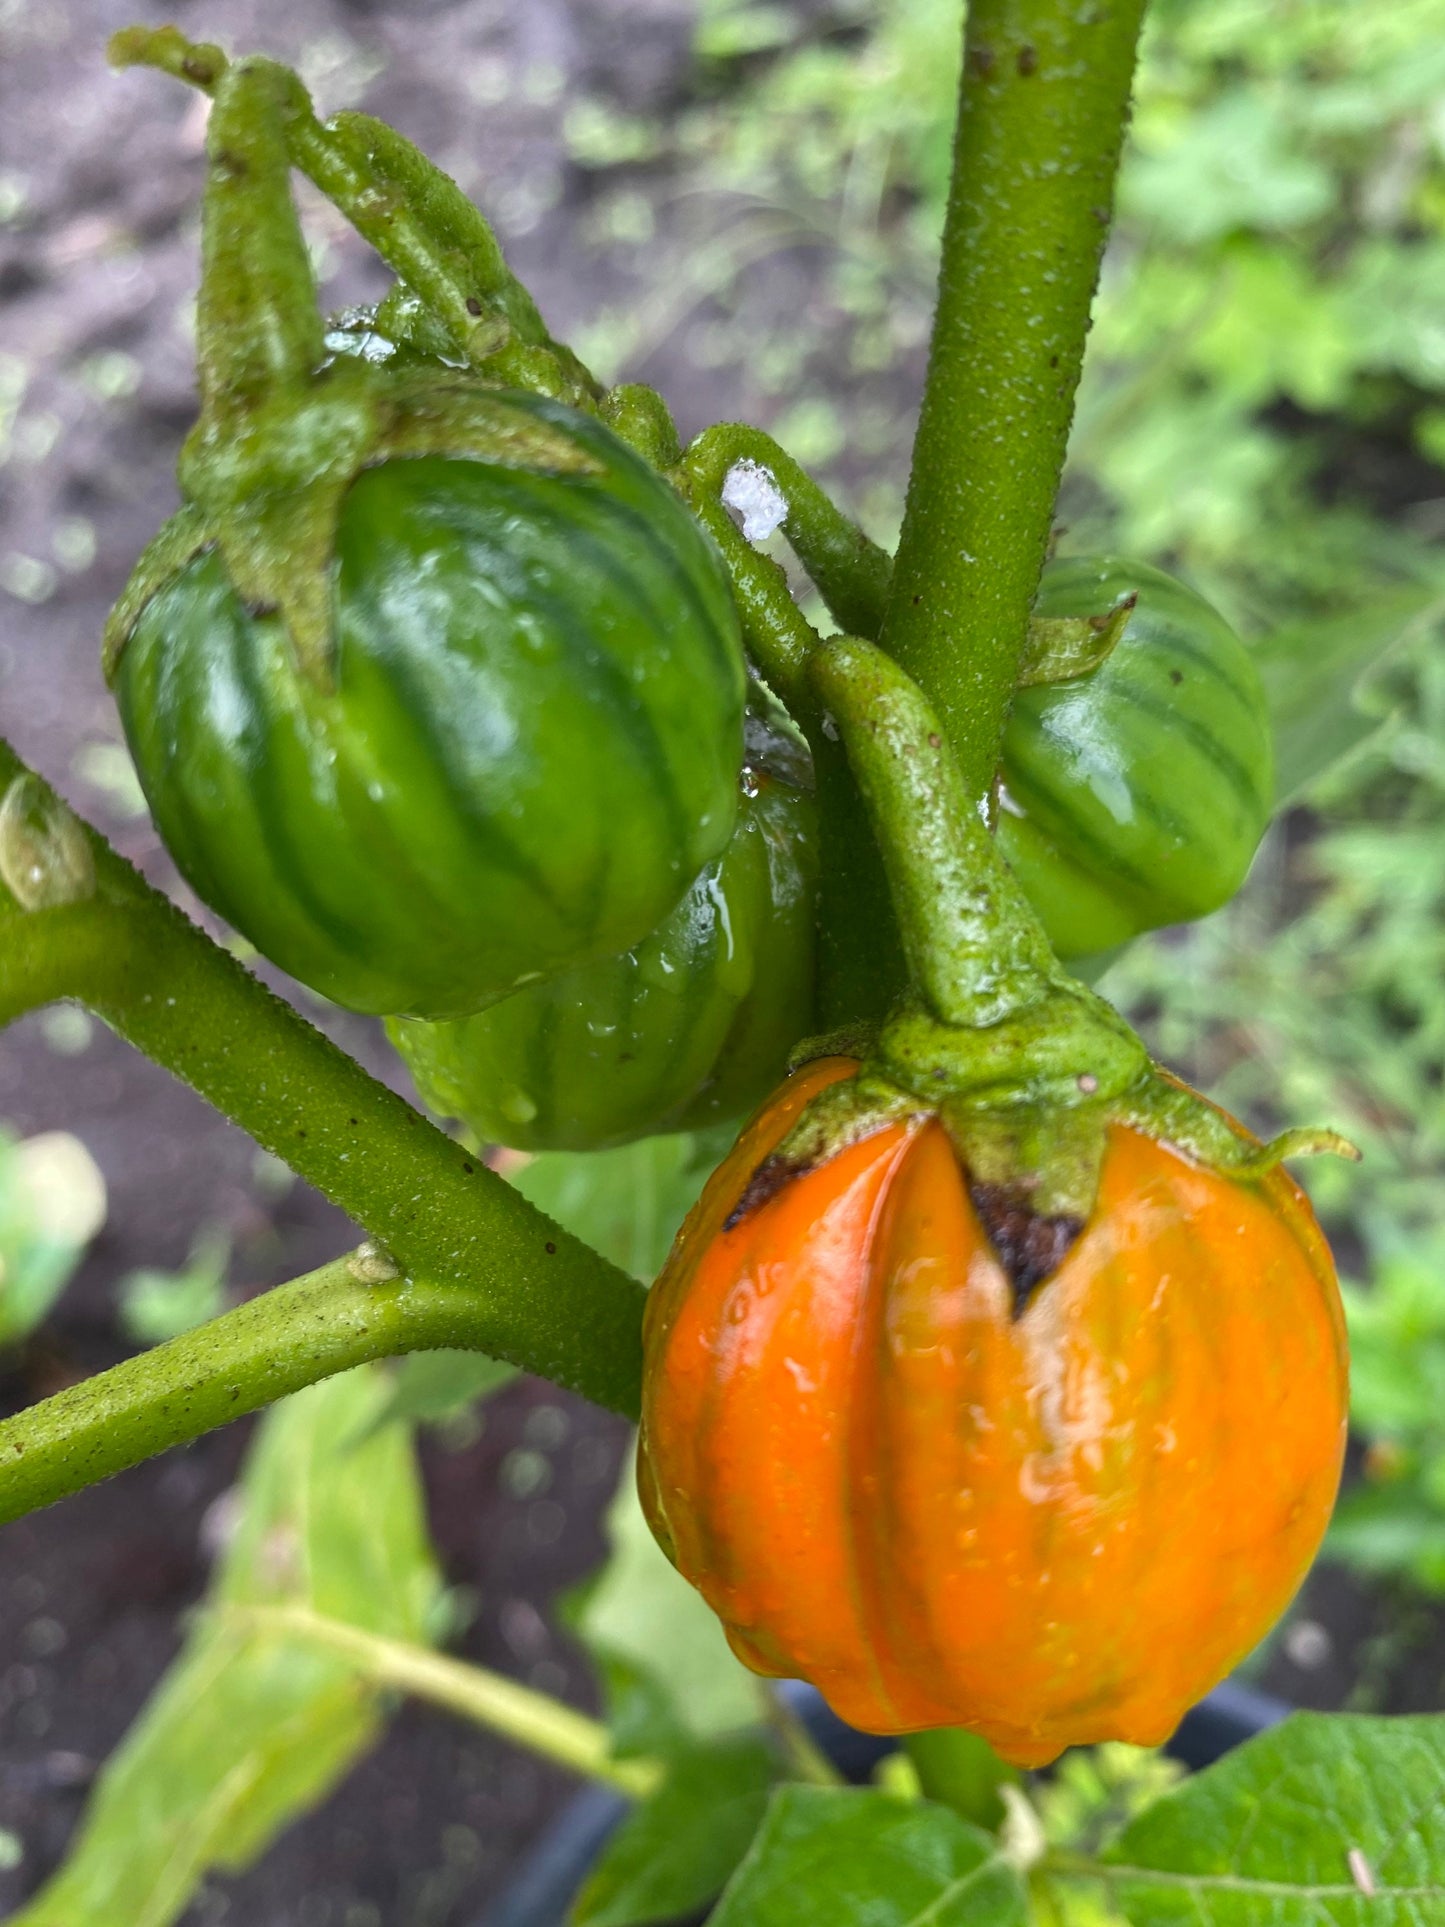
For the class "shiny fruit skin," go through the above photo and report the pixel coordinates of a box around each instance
[639,1060,1347,1766]
[387,721,818,1151]
[997,555,1273,960]
[115,396,745,1019]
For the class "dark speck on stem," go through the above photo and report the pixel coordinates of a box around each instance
[1017,44,1038,75]
[968,46,996,77]
[465,296,483,315]
[545,1242,557,1255]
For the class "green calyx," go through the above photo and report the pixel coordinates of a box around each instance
[100,54,602,690]
[103,363,604,690]
[757,635,1354,1246]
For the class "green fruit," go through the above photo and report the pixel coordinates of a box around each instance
[388,704,818,1151]
[113,394,746,1018]
[997,555,1273,959]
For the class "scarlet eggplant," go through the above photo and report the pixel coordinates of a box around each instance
[640,1055,1345,1763]
[998,556,1273,959]
[638,635,1349,1763]
[106,57,745,1020]
[388,702,818,1150]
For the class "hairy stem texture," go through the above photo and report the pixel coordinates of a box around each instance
[881,0,1148,801]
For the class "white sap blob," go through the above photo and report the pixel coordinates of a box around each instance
[721,459,788,542]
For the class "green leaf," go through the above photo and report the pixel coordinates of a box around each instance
[571,1735,779,1926]
[709,1785,1029,1926]
[0,1128,106,1346]
[1253,588,1438,804]
[373,1347,520,1428]
[117,1226,229,1346]
[1091,1713,1445,1922]
[571,1451,762,1757]
[509,1130,726,1283]
[13,1366,442,1927]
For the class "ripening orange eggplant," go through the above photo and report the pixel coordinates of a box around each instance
[638,1055,1347,1766]
[637,637,1352,1768]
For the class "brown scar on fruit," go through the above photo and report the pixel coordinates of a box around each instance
[970,1182,1084,1315]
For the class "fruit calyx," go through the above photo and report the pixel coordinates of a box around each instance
[732,632,1358,1302]
[102,50,604,692]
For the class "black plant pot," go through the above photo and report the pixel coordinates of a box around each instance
[474,1676,1291,1927]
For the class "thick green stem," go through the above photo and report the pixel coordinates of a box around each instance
[880,0,1147,800]
[0,1250,588,1523]
[809,637,1057,1029]
[0,743,645,1519]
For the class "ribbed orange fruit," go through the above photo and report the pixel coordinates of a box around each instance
[639,1058,1347,1765]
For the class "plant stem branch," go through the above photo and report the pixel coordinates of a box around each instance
[677,431,909,1029]
[232,1604,663,1799]
[678,426,892,643]
[0,743,646,1519]
[880,0,1147,801]
[764,1686,845,1788]
[108,26,594,391]
[0,1250,543,1523]
[809,637,1057,1028]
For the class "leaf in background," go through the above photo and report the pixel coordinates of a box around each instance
[708,1786,1029,1926]
[510,1129,728,1283]
[1327,1486,1445,1595]
[570,1451,762,1757]
[1253,587,1437,804]
[1093,1713,1445,1922]
[117,1226,229,1347]
[373,1347,520,1428]
[571,1734,779,1927]
[13,1366,442,1927]
[0,1128,106,1346]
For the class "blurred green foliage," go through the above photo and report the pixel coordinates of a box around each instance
[0,1126,105,1347]
[116,1226,229,1347]
[565,0,1445,1594]
[13,1367,442,1926]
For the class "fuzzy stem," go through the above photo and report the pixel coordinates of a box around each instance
[193,58,323,410]
[231,1606,664,1799]
[679,425,892,641]
[0,1250,605,1524]
[880,0,1148,800]
[677,431,908,1027]
[109,26,590,385]
[0,742,645,1522]
[809,637,1057,1029]
[677,489,820,715]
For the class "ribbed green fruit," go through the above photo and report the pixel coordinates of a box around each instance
[997,555,1273,959]
[113,396,745,1018]
[388,708,818,1151]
